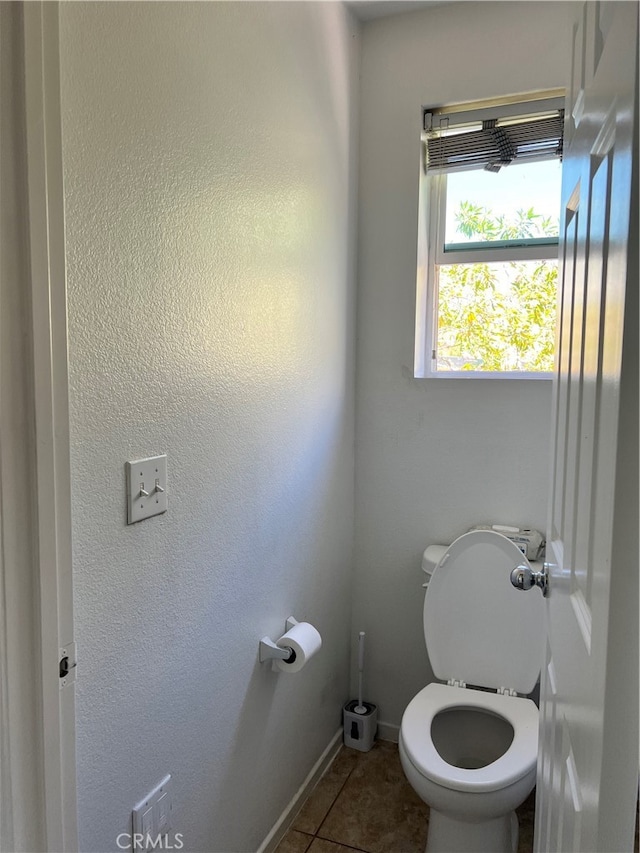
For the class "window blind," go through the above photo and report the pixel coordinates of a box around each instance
[424,101,565,174]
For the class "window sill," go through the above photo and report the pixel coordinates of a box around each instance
[414,370,554,381]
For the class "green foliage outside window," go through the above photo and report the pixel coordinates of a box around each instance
[437,204,558,373]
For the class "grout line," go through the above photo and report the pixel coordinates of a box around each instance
[303,748,357,837]
[313,747,361,842]
[314,841,370,853]
[299,831,314,853]
[293,742,423,853]
[292,745,358,839]
[314,830,374,853]
[282,829,314,853]
[314,747,381,851]
[266,729,343,853]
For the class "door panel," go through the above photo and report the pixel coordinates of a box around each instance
[536,3,638,851]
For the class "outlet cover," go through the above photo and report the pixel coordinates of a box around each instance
[126,455,168,524]
[133,774,173,842]
[157,790,171,832]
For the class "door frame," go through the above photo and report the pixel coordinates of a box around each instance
[1,3,77,850]
[25,3,78,849]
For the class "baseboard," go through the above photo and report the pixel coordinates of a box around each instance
[257,728,343,853]
[376,721,399,743]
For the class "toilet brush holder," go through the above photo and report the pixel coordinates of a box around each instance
[343,700,377,752]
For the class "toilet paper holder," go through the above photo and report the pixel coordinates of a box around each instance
[259,616,298,663]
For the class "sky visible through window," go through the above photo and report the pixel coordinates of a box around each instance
[444,159,562,244]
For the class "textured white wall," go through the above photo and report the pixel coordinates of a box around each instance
[59,4,359,851]
[354,2,571,728]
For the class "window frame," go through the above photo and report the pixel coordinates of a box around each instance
[414,95,565,381]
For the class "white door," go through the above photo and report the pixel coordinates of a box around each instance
[534,3,638,852]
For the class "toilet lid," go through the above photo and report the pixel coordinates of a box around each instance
[424,530,544,694]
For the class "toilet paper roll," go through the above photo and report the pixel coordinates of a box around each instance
[275,622,322,673]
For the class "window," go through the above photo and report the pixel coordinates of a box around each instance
[415,93,565,378]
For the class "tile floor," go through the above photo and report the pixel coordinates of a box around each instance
[276,741,536,853]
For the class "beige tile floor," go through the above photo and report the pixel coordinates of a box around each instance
[276,741,536,853]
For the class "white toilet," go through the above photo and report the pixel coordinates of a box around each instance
[399,529,544,853]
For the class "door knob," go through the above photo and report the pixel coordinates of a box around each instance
[510,563,549,597]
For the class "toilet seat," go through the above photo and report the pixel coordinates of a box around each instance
[424,530,544,695]
[401,683,538,794]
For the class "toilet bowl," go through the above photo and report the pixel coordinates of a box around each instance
[399,530,544,853]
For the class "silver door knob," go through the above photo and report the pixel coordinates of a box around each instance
[510,564,549,597]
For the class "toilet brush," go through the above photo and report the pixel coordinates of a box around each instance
[354,631,367,715]
[343,631,378,751]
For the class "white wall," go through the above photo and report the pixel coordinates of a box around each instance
[353,2,571,729]
[59,4,359,851]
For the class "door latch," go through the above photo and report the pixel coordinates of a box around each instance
[59,643,77,688]
[510,563,549,597]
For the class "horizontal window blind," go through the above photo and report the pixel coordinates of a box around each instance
[424,99,565,174]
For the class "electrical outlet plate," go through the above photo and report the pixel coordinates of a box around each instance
[156,791,171,832]
[126,455,168,524]
[133,775,173,843]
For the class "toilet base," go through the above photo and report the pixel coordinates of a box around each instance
[426,808,518,853]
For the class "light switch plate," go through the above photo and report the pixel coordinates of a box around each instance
[126,455,168,524]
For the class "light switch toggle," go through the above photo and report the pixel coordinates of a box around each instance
[138,485,150,498]
[154,479,164,494]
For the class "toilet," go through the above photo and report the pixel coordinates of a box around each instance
[399,529,544,853]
